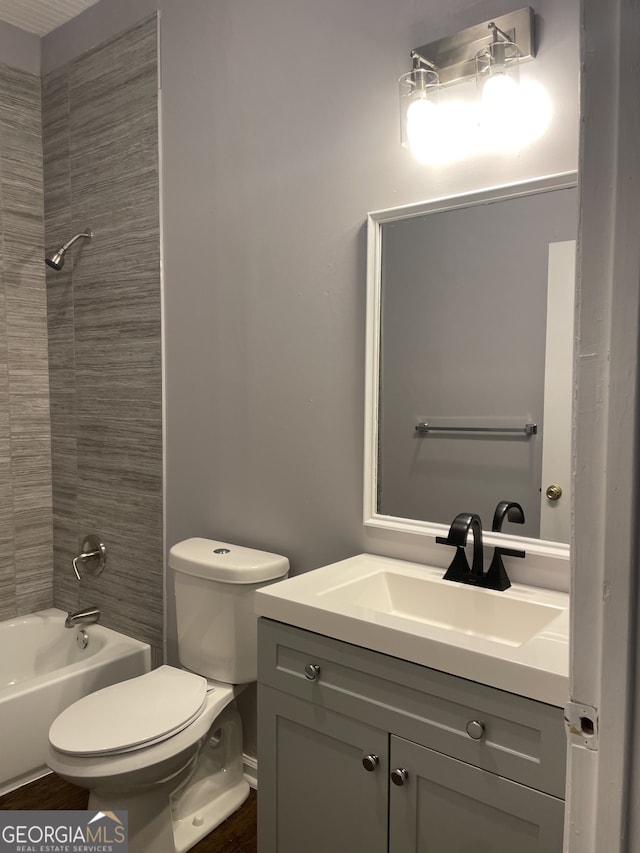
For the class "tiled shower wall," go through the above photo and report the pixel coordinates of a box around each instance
[43,17,163,661]
[0,64,52,620]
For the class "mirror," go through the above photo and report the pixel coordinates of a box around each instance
[364,174,578,553]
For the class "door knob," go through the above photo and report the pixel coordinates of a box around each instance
[390,768,408,786]
[304,664,320,681]
[362,754,379,772]
[545,484,563,501]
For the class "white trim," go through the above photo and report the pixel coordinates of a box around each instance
[540,241,576,544]
[364,172,577,561]
[243,753,257,790]
[565,0,640,849]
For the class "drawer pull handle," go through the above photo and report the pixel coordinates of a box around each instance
[466,720,486,740]
[304,664,321,681]
[390,768,408,786]
[362,754,379,772]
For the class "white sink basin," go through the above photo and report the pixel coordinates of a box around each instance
[318,570,564,647]
[255,554,569,706]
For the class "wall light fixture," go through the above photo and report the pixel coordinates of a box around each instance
[399,52,440,153]
[400,7,538,162]
[476,22,522,143]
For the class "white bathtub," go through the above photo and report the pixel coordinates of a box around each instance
[0,608,151,796]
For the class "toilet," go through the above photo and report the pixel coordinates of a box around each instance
[47,538,289,853]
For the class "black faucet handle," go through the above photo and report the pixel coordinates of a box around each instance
[496,546,526,559]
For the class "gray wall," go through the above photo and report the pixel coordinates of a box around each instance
[43,17,163,661]
[42,0,580,660]
[0,61,52,620]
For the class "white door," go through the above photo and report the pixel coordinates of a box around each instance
[539,240,576,543]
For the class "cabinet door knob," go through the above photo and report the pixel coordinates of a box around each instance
[362,754,379,772]
[390,768,408,786]
[466,720,486,740]
[304,664,321,681]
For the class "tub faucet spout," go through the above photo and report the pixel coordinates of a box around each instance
[65,607,101,629]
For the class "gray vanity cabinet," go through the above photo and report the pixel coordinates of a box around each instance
[257,618,566,853]
[389,736,564,852]
[258,686,388,853]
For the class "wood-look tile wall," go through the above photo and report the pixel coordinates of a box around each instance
[43,17,163,661]
[0,62,52,621]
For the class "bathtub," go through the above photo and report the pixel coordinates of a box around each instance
[0,608,151,796]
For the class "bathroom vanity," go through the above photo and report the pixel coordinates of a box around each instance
[255,554,569,853]
[253,168,576,851]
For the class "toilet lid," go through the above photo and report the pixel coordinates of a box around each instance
[49,666,208,756]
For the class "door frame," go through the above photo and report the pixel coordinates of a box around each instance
[540,240,576,543]
[568,1,640,850]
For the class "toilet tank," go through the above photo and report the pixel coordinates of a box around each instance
[169,538,289,683]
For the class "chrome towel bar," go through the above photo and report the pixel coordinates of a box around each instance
[415,422,538,437]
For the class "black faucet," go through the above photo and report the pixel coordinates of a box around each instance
[484,501,526,591]
[436,513,485,586]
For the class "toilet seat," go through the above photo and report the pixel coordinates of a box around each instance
[49,666,208,756]
[48,677,239,788]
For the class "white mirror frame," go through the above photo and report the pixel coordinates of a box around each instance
[364,171,578,561]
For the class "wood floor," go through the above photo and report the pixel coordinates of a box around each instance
[0,773,257,853]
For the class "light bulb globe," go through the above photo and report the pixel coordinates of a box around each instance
[406,97,437,152]
[482,71,519,110]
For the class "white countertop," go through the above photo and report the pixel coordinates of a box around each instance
[255,553,569,707]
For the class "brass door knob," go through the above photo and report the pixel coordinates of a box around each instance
[545,484,563,501]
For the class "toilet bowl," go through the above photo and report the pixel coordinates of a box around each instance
[47,539,289,853]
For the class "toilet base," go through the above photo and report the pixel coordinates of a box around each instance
[171,701,249,851]
[88,776,249,853]
[78,702,249,853]
[173,778,250,853]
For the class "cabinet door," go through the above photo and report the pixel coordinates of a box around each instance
[389,736,564,853]
[258,684,388,853]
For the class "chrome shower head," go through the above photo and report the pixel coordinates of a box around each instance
[45,230,92,271]
[45,250,65,270]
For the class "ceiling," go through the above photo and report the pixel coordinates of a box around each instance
[0,0,101,36]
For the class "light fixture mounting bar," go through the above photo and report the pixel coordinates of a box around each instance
[413,6,535,87]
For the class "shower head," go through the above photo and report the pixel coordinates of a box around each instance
[45,250,65,271]
[45,230,92,270]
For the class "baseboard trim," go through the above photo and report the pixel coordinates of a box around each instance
[243,753,257,789]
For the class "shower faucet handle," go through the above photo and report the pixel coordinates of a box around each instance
[72,556,82,581]
[72,534,107,581]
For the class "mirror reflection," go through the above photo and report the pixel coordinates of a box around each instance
[374,180,577,544]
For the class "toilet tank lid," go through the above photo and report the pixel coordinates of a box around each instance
[169,538,289,583]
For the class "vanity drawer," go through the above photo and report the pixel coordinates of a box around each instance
[258,618,566,798]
